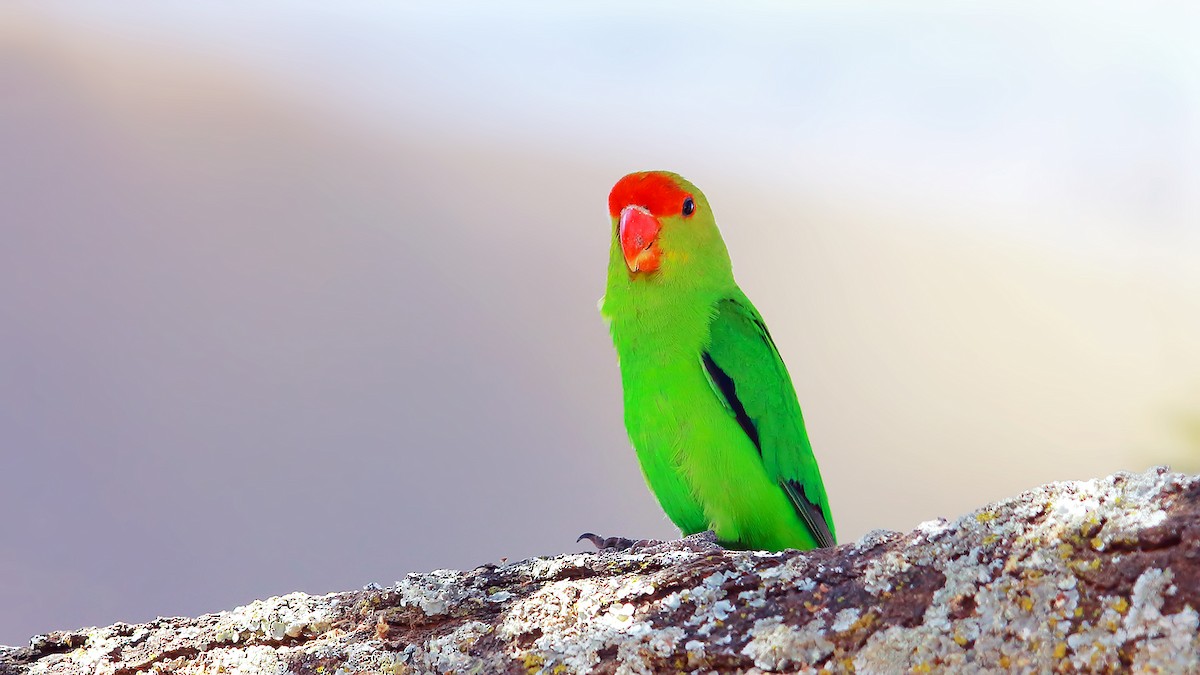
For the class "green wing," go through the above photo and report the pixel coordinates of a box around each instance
[701,295,836,548]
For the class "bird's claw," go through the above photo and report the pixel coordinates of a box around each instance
[577,530,721,553]
[577,532,643,550]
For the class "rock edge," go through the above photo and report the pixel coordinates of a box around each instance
[3,468,1199,674]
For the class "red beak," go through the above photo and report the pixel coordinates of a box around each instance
[618,206,662,274]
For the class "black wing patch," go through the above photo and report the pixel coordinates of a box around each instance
[783,480,836,548]
[701,352,761,455]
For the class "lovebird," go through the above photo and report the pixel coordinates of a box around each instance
[598,170,835,552]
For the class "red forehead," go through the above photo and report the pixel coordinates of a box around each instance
[608,172,691,218]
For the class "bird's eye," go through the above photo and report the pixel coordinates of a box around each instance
[682,197,695,217]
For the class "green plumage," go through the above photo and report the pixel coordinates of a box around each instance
[602,171,835,551]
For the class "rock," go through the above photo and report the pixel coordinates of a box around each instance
[3,468,1199,674]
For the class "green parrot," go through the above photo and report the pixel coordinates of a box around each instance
[597,170,835,552]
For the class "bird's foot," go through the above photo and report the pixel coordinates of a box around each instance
[576,532,663,551]
[577,530,722,554]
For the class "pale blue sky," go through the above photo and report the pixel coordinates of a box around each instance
[34,1,1200,242]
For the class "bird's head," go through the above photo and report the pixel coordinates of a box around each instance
[607,171,730,280]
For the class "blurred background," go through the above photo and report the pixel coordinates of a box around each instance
[2,1,1198,645]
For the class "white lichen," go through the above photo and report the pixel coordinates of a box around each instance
[831,608,860,632]
[862,549,911,595]
[743,617,834,671]
[393,568,473,616]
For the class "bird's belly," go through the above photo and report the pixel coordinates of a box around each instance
[623,360,799,545]
[623,387,711,535]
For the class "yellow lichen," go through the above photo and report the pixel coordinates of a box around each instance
[1053,642,1067,659]
[1112,597,1129,614]
[976,511,997,523]
[522,652,545,674]
[849,612,877,633]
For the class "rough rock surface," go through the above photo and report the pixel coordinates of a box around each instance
[3,468,1199,674]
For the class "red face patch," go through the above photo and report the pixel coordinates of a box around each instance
[608,172,692,219]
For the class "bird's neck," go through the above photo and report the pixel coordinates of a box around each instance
[602,266,729,365]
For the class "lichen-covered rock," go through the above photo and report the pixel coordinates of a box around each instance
[3,468,1199,674]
